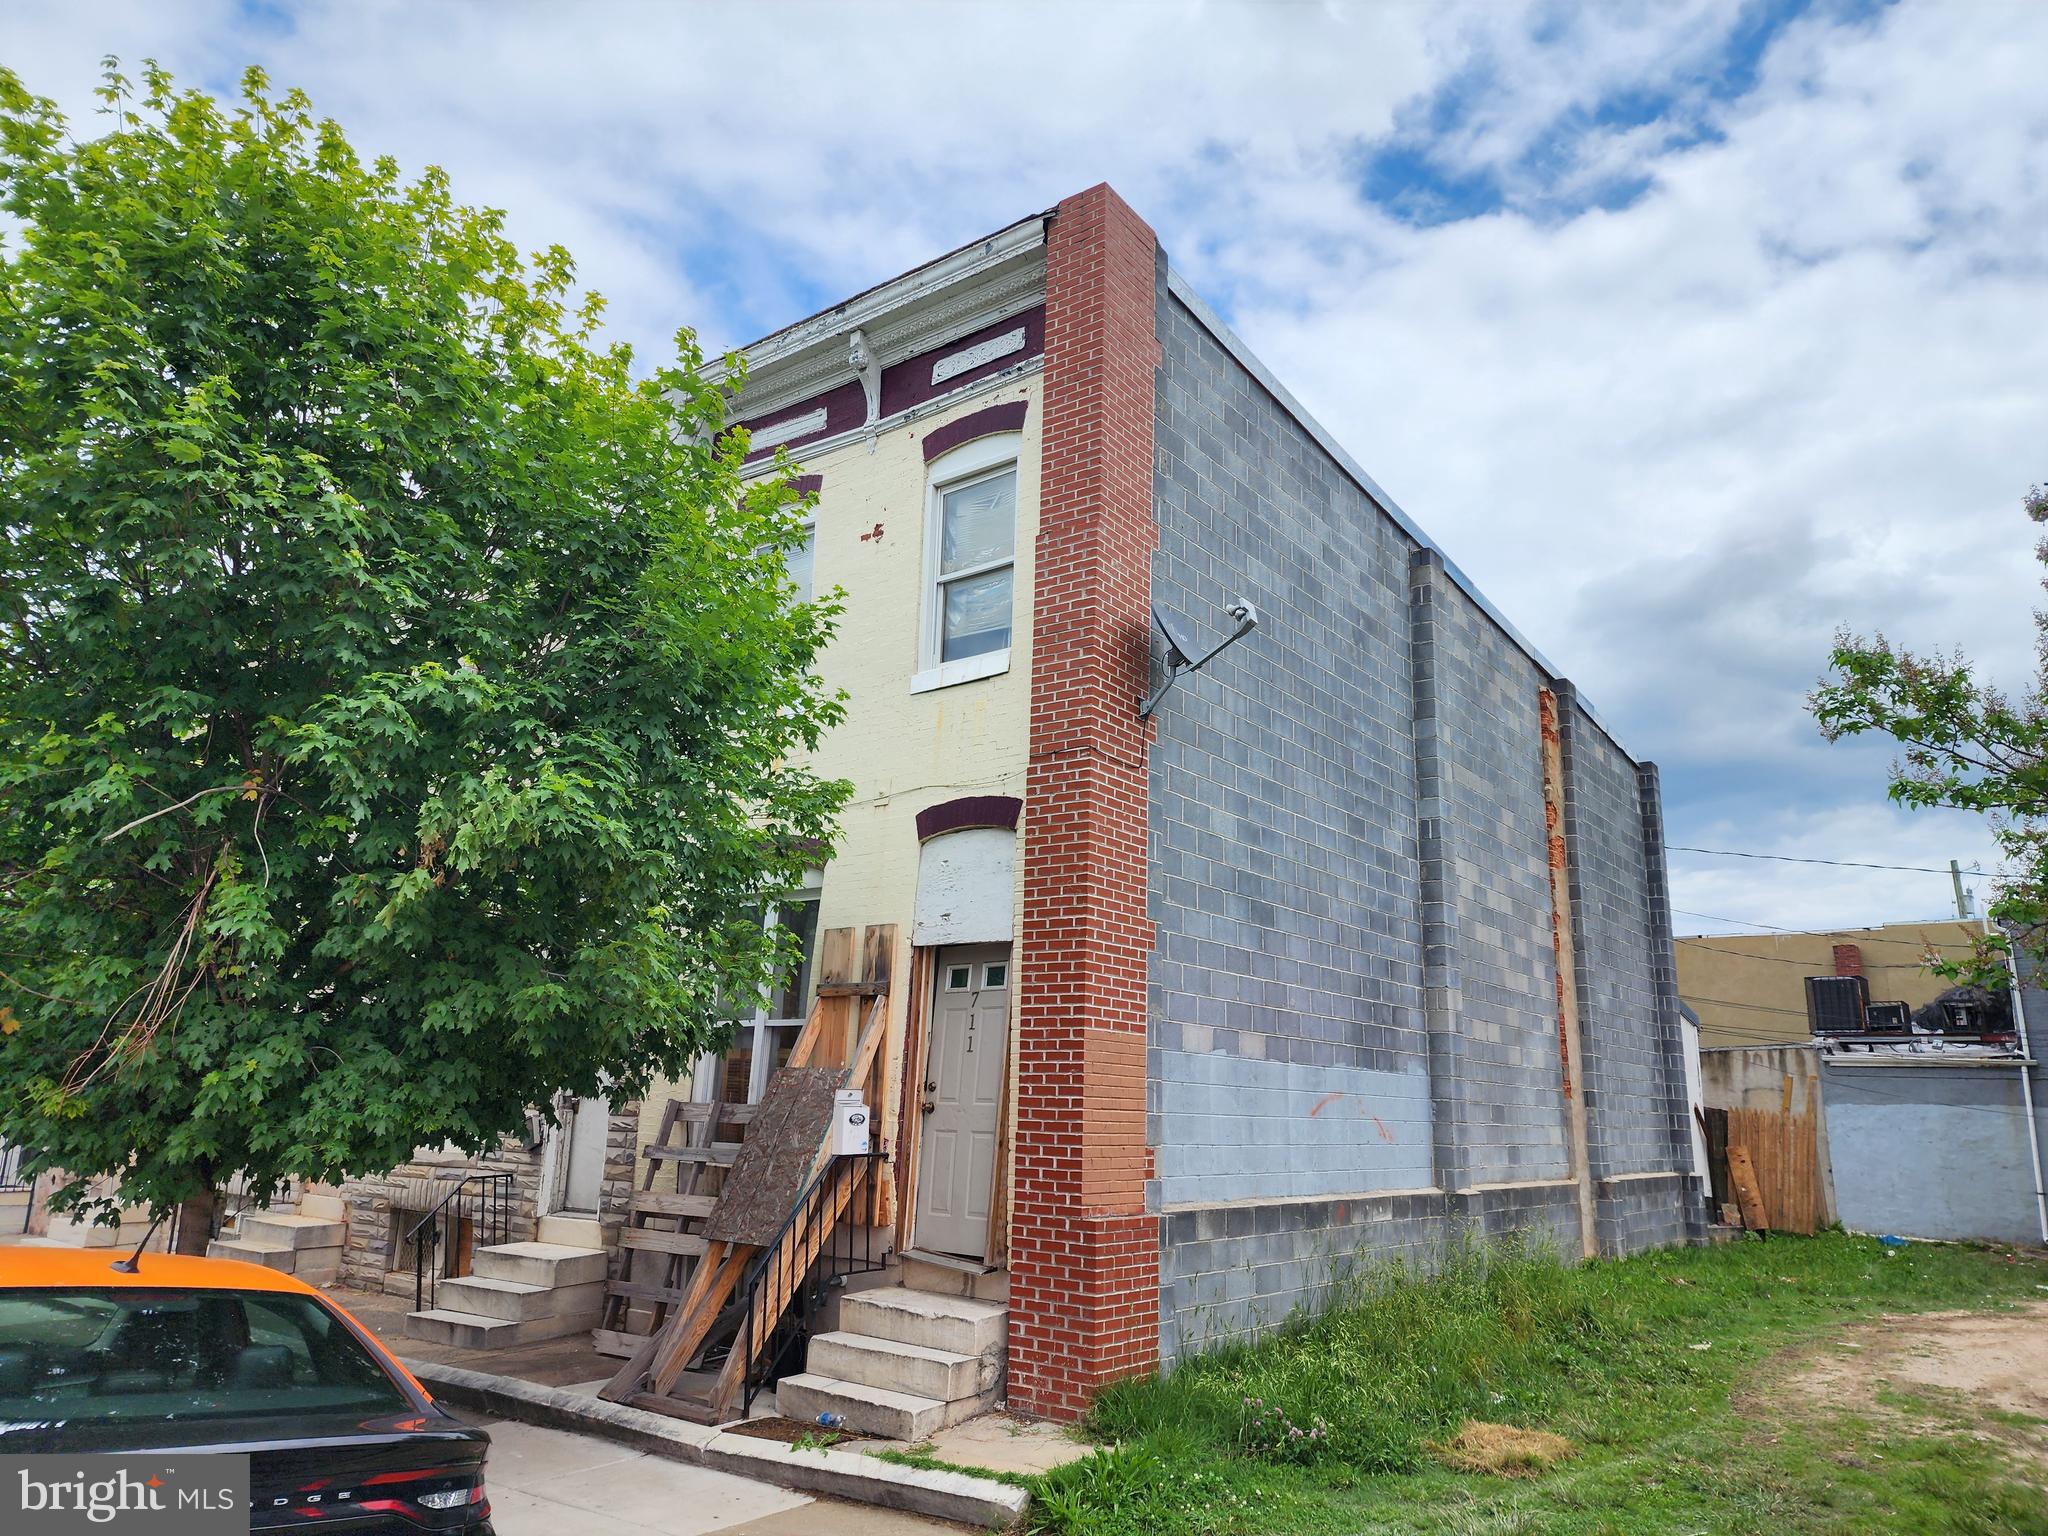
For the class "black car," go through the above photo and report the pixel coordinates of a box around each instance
[0,1250,494,1532]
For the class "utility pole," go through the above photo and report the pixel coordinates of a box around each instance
[1951,859,1974,922]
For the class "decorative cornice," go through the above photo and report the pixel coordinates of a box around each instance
[712,219,1047,426]
[738,356,1043,482]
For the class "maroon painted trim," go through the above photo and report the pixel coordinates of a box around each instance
[921,402,1029,464]
[785,474,823,497]
[882,305,1046,419]
[724,304,1046,467]
[915,795,1023,843]
[731,378,867,465]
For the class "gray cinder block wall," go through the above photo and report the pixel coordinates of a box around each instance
[1147,275,1699,1364]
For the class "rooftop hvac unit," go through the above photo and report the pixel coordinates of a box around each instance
[1806,973,1871,1036]
[1864,1000,1911,1034]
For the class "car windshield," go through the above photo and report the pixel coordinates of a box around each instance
[0,1288,409,1447]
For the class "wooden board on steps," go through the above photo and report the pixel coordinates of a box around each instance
[703,1067,841,1246]
[600,924,894,1418]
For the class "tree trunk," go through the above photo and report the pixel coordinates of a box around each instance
[171,1184,217,1255]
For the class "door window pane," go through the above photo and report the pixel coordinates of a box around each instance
[941,568,1012,661]
[940,470,1015,575]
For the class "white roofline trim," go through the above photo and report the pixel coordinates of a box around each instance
[1163,266,1631,757]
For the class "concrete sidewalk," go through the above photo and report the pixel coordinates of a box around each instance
[479,1417,971,1535]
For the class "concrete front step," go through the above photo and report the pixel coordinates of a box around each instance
[238,1213,348,1251]
[775,1372,965,1442]
[433,1274,605,1324]
[471,1241,608,1289]
[294,1191,349,1222]
[403,1304,603,1350]
[839,1288,1007,1358]
[806,1331,991,1402]
[900,1253,1010,1303]
[206,1238,296,1271]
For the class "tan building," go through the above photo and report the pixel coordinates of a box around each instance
[1677,919,1985,1049]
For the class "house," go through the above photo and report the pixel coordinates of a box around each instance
[1677,918,1988,1050]
[323,184,1701,1428]
[1694,935,2047,1247]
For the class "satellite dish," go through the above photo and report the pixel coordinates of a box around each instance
[1152,604,1196,672]
[1139,596,1261,719]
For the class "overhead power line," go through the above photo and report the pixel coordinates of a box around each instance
[1672,908,1982,950]
[1671,846,1984,877]
[1676,939,1965,968]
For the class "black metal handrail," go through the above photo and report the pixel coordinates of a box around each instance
[409,1171,516,1312]
[730,1151,889,1418]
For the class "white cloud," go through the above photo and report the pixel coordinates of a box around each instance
[7,0,2042,933]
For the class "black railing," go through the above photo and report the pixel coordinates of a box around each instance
[0,1142,32,1234]
[731,1151,890,1418]
[409,1171,516,1312]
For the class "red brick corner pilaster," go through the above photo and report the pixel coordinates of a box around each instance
[1009,184,1163,1421]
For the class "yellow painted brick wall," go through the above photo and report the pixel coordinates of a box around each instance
[634,373,1042,1208]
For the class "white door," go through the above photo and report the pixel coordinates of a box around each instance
[915,946,1010,1259]
[561,1096,609,1214]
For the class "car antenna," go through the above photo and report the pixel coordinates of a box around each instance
[110,1215,167,1274]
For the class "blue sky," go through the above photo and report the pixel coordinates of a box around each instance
[12,0,2045,935]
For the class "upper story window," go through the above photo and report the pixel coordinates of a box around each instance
[915,434,1019,693]
[785,522,816,604]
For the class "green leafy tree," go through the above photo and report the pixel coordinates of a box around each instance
[1813,485,2047,986]
[0,64,846,1247]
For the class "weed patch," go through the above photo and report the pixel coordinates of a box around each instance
[1021,1232,2048,1535]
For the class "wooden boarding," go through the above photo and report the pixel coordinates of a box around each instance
[600,924,894,1421]
[1727,1144,1768,1234]
[1724,1097,1822,1236]
[704,1067,842,1247]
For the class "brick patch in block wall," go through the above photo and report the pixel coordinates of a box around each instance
[1010,183,1163,1420]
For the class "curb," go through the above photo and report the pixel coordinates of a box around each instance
[403,1359,1029,1530]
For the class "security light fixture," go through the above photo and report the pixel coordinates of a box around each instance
[1139,597,1261,719]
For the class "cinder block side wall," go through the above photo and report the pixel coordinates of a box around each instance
[1151,286,1692,1364]
[1148,290,1434,1228]
[1558,702,1669,1181]
[1423,572,1569,1189]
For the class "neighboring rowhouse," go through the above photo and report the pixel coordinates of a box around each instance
[1677,918,1988,1050]
[330,184,1702,1426]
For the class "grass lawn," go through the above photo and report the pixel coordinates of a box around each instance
[1017,1231,2048,1535]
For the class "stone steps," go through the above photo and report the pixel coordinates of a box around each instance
[403,1239,609,1351]
[784,1286,1007,1441]
[207,1210,345,1284]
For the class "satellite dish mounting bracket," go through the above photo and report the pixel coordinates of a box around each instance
[1139,597,1260,719]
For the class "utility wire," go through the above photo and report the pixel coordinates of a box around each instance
[1676,939,1964,969]
[1672,908,1982,949]
[1671,846,1985,877]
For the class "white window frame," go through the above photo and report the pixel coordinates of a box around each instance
[785,517,816,604]
[912,434,1020,694]
[703,882,823,1104]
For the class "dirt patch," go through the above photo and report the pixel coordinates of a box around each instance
[1431,1421,1576,1477]
[722,1414,871,1448]
[1773,1299,2048,1468]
